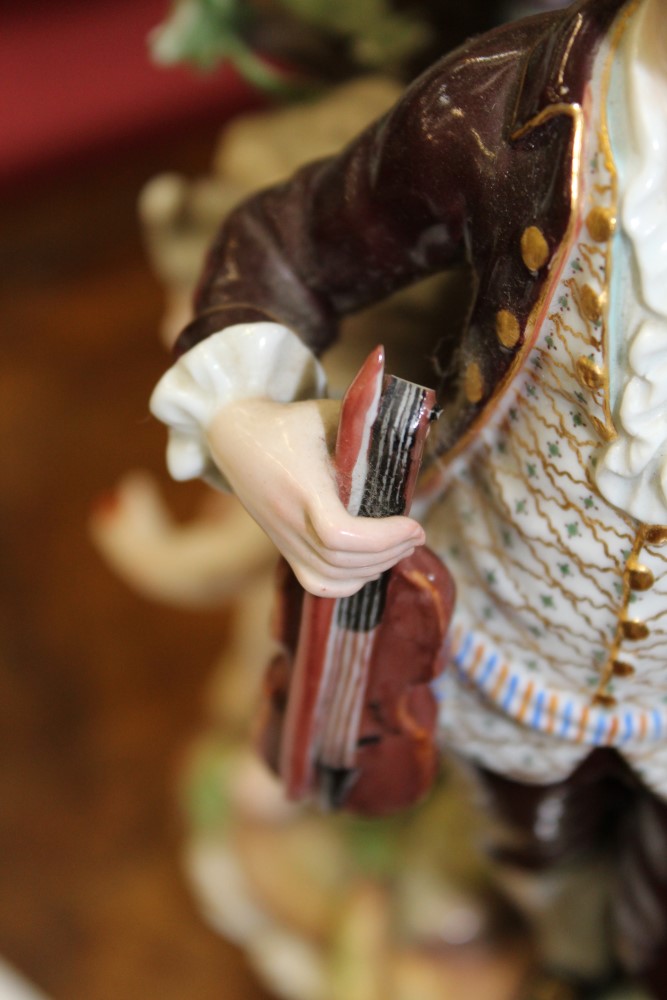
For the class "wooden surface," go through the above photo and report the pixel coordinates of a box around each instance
[0,139,273,1000]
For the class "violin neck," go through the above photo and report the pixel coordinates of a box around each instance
[353,376,434,518]
[279,348,436,807]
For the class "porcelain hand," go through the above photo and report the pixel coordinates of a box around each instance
[207,397,425,599]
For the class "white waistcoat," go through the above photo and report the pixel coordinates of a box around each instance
[433,1,667,792]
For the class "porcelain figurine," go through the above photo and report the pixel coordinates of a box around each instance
[151,0,667,994]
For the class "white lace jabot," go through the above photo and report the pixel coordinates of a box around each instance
[594,0,667,523]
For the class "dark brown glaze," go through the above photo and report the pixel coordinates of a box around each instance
[477,749,667,991]
[175,0,628,462]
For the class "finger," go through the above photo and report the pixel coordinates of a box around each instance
[307,539,420,570]
[300,548,416,582]
[308,508,425,554]
[280,529,417,580]
[293,565,382,600]
[304,537,419,572]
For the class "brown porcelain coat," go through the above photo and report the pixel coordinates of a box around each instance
[175,0,628,463]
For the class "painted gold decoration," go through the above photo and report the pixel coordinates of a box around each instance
[612,660,635,677]
[592,692,617,709]
[464,362,484,404]
[520,226,549,271]
[626,563,654,591]
[580,283,604,323]
[586,206,616,242]
[590,415,615,442]
[645,525,667,546]
[495,310,521,349]
[620,619,649,641]
[575,355,604,390]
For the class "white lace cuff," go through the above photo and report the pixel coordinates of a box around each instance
[149,322,327,490]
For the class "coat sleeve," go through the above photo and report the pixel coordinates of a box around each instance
[173,55,474,360]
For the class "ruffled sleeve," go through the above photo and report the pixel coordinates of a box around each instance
[149,322,327,491]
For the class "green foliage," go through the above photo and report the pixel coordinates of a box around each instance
[150,0,308,96]
[150,0,431,91]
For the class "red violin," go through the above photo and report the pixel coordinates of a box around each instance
[256,347,456,816]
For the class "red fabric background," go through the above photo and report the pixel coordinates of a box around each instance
[0,0,258,186]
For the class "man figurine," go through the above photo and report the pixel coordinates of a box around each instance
[151,0,667,994]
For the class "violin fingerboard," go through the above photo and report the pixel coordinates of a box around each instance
[359,377,433,518]
[336,376,434,633]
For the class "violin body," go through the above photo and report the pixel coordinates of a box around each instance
[255,348,456,816]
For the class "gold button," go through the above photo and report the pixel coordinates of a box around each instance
[496,310,521,349]
[586,206,616,243]
[464,362,484,404]
[580,284,604,323]
[576,355,604,390]
[645,525,667,546]
[612,660,635,677]
[593,692,617,709]
[627,563,654,591]
[620,619,649,641]
[520,226,550,271]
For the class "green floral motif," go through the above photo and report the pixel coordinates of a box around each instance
[541,594,555,609]
[526,462,538,479]
[516,499,528,515]
[582,495,595,509]
[571,258,583,273]
[501,529,513,548]
[558,562,571,576]
[566,522,580,538]
[559,294,570,310]
[548,441,561,458]
[486,571,497,586]
[571,410,584,427]
[526,383,537,398]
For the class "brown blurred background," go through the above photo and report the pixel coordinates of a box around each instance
[0,1,564,996]
[0,2,271,996]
